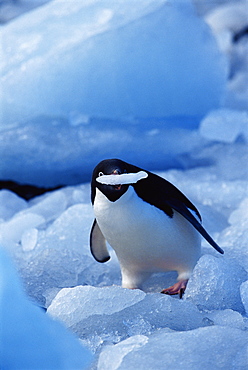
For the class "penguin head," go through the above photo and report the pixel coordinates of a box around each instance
[91,159,130,203]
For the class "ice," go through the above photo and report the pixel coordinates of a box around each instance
[0,247,92,369]
[205,2,248,111]
[0,0,226,128]
[228,197,248,226]
[21,227,38,251]
[0,117,208,187]
[96,171,148,185]
[0,212,45,245]
[16,247,93,307]
[206,309,247,330]
[0,189,27,220]
[240,280,248,316]
[97,326,248,370]
[98,335,149,370]
[184,254,247,313]
[0,0,228,187]
[199,109,248,143]
[37,203,94,254]
[48,286,146,326]
[48,285,206,352]
[0,0,247,368]
[217,198,248,271]
[19,190,68,223]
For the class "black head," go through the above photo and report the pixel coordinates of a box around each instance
[91,159,131,203]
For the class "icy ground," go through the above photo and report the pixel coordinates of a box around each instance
[0,0,248,369]
[1,115,248,368]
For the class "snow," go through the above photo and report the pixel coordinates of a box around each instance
[96,171,148,185]
[0,0,248,368]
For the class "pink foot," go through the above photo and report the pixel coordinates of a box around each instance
[161,279,188,299]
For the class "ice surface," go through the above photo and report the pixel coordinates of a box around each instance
[48,286,146,326]
[96,171,148,185]
[0,1,247,368]
[184,254,247,312]
[48,285,207,352]
[0,247,92,369]
[97,326,248,370]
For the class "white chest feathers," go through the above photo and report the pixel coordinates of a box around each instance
[93,186,201,284]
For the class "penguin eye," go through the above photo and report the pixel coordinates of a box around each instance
[98,171,104,177]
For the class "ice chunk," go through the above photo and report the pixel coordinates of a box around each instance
[0,189,27,220]
[205,2,248,51]
[48,286,205,352]
[98,335,148,370]
[199,109,248,143]
[97,326,248,370]
[0,247,92,369]
[48,286,146,326]
[37,203,93,255]
[217,198,248,271]
[19,190,68,223]
[206,309,246,330]
[96,171,148,185]
[240,280,248,316]
[1,0,227,128]
[0,212,45,244]
[228,198,248,226]
[184,254,247,313]
[21,227,38,251]
[17,247,93,307]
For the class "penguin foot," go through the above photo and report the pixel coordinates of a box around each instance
[161,279,188,298]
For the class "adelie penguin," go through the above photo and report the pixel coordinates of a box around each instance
[90,159,224,298]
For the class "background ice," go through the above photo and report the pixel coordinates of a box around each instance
[200,109,248,143]
[0,0,228,187]
[1,0,226,127]
[0,189,27,220]
[0,0,248,368]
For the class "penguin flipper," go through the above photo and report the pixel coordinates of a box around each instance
[167,199,224,255]
[133,171,224,255]
[90,219,110,263]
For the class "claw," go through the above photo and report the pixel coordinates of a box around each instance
[161,279,188,298]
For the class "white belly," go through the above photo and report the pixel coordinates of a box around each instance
[94,187,201,288]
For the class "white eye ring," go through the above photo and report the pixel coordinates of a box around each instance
[98,172,104,177]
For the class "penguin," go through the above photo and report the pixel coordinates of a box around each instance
[90,158,224,297]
